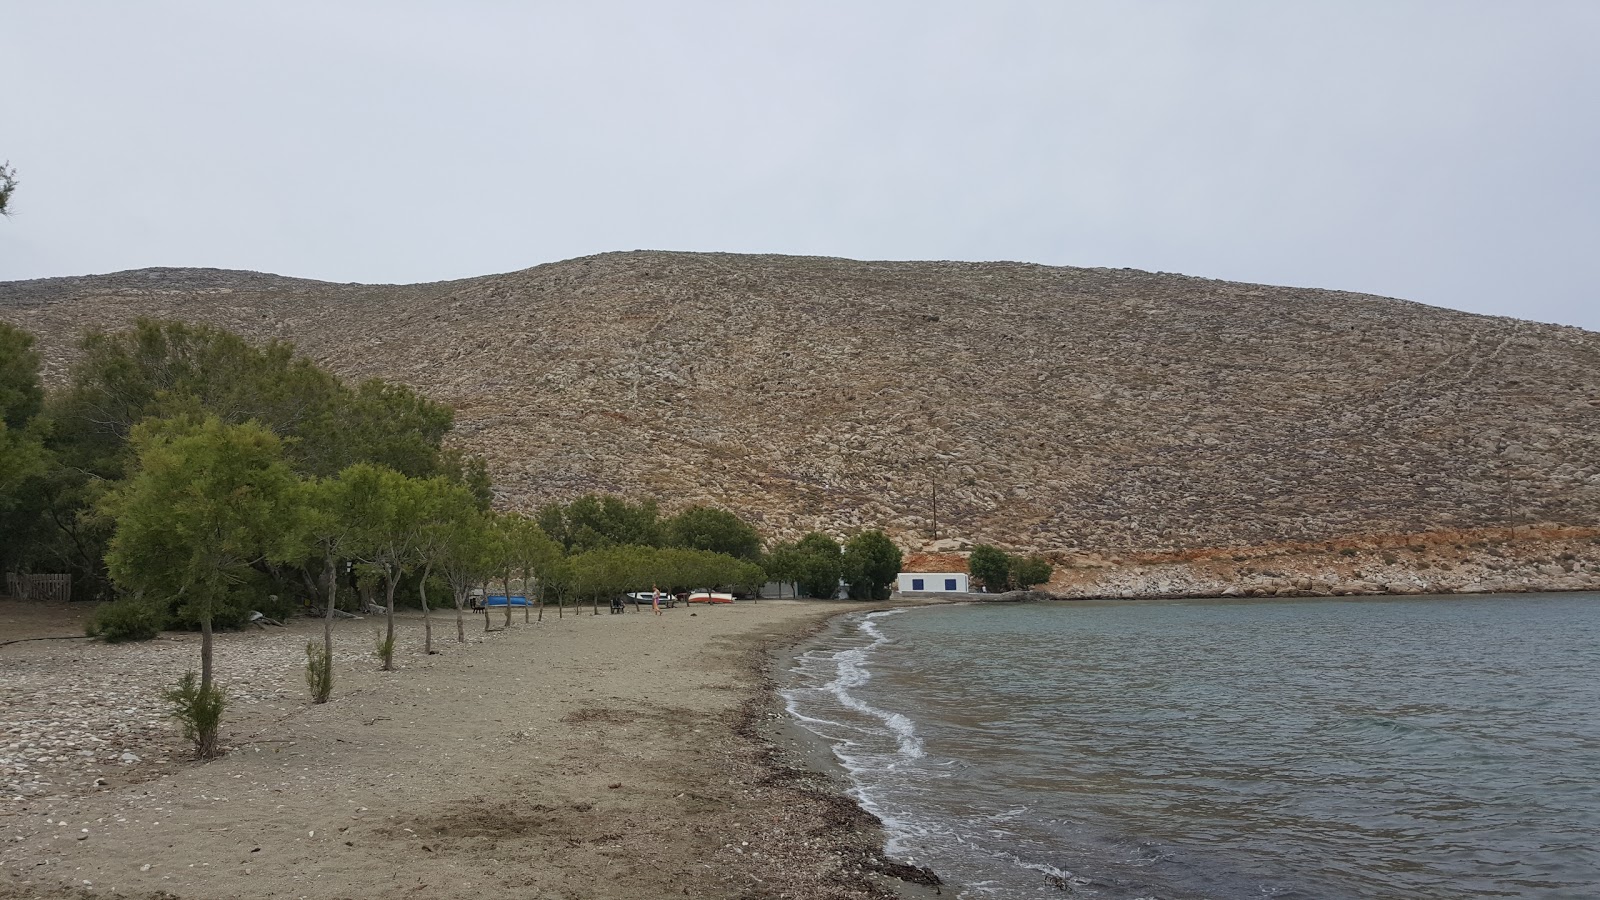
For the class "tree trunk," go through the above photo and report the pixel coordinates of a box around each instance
[419,561,433,655]
[383,568,398,671]
[503,570,514,629]
[591,592,599,616]
[454,588,466,643]
[537,581,545,622]
[200,612,214,691]
[484,581,492,632]
[321,555,336,702]
[523,572,531,624]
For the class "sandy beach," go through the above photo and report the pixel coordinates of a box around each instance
[1,598,929,899]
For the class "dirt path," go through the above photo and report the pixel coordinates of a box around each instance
[1,599,913,899]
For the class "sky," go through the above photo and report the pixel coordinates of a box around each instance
[3,1,1597,331]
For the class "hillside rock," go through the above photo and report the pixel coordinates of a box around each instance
[4,251,1598,555]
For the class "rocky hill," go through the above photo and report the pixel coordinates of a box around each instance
[4,252,1598,558]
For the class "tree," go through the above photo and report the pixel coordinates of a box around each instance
[0,323,43,430]
[547,494,663,553]
[338,379,454,479]
[842,530,902,601]
[340,464,420,670]
[295,475,364,702]
[570,546,633,615]
[100,416,302,756]
[408,476,482,652]
[665,505,762,561]
[436,507,496,641]
[0,162,16,216]
[0,324,51,575]
[1010,554,1054,590]
[762,543,803,598]
[504,515,560,624]
[0,326,48,570]
[968,544,1012,592]
[35,319,474,601]
[794,532,843,599]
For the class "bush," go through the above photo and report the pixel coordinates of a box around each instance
[968,544,1011,591]
[85,597,163,642]
[1010,555,1054,590]
[163,672,227,758]
[306,641,333,704]
[375,634,395,669]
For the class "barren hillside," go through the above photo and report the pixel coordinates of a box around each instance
[4,251,1597,553]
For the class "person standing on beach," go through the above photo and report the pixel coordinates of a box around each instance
[652,584,662,616]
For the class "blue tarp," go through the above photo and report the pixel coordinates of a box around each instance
[484,595,531,607]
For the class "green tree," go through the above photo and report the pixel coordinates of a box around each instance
[408,476,482,652]
[340,463,421,670]
[968,544,1011,592]
[665,505,762,561]
[570,545,633,615]
[295,475,364,702]
[504,515,560,624]
[100,416,302,756]
[0,161,16,216]
[1009,554,1054,590]
[548,494,663,553]
[0,323,51,575]
[842,530,903,601]
[337,379,454,478]
[761,543,802,598]
[0,323,43,429]
[794,532,843,599]
[435,506,497,640]
[35,319,472,599]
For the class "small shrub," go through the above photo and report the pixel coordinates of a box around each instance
[1338,548,1359,557]
[375,634,395,669]
[305,642,333,704]
[163,672,227,759]
[86,597,163,643]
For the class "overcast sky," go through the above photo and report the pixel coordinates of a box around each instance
[4,1,1596,330]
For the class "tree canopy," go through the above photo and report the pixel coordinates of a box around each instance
[99,416,303,686]
[665,504,762,561]
[967,544,1053,591]
[842,530,902,600]
[790,532,843,598]
[5,319,477,601]
[968,544,1011,591]
[0,162,16,217]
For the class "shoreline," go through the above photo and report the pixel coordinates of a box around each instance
[0,598,944,899]
[752,600,948,900]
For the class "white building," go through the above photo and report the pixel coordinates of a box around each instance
[896,572,969,593]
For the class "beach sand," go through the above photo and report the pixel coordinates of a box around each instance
[1,598,934,899]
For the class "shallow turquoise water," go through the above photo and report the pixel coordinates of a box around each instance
[783,593,1600,899]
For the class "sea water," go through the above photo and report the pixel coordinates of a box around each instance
[782,594,1600,899]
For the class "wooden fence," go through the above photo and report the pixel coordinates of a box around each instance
[5,573,73,602]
